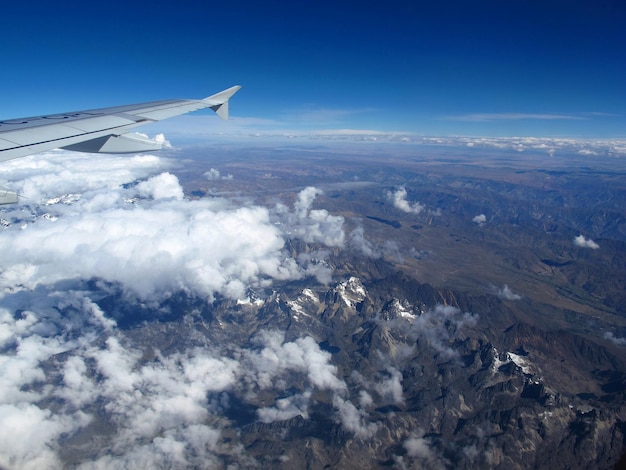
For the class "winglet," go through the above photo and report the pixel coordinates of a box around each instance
[203,85,242,120]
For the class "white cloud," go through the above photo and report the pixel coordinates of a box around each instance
[273,186,345,247]
[493,284,521,300]
[0,298,362,465]
[0,199,293,300]
[358,390,374,408]
[332,395,379,439]
[78,339,240,452]
[244,330,346,393]
[373,367,404,405]
[404,434,436,460]
[402,305,478,359]
[136,172,184,200]
[257,391,312,423]
[604,332,626,346]
[348,225,407,262]
[446,113,584,122]
[0,403,89,470]
[154,133,172,148]
[0,150,378,466]
[204,168,233,181]
[351,366,404,406]
[401,428,451,468]
[0,151,166,204]
[0,154,349,301]
[472,214,486,225]
[130,132,172,149]
[0,292,352,466]
[574,234,599,249]
[387,187,424,214]
[348,225,378,257]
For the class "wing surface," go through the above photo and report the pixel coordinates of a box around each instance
[0,85,241,162]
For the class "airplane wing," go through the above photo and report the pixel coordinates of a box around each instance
[0,85,241,163]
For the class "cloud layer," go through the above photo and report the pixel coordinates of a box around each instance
[0,150,376,467]
[0,153,347,301]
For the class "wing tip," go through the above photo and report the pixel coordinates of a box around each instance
[204,85,242,120]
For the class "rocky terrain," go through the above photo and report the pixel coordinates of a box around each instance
[52,255,626,469]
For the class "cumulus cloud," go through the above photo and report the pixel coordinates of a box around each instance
[332,395,379,439]
[81,424,224,469]
[244,330,347,393]
[0,153,350,301]
[398,428,452,469]
[381,304,477,360]
[492,284,521,300]
[0,151,362,466]
[411,305,478,358]
[0,403,87,470]
[0,290,359,467]
[0,291,101,468]
[204,168,233,181]
[472,214,487,226]
[257,391,312,423]
[604,332,626,346]
[154,133,171,148]
[243,331,383,437]
[136,172,184,200]
[0,198,294,300]
[273,186,345,247]
[574,234,599,249]
[374,367,404,404]
[387,187,424,214]
[404,433,436,460]
[131,132,172,149]
[352,366,405,406]
[349,225,378,257]
[0,151,166,204]
[348,225,405,262]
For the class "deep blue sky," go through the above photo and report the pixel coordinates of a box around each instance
[2,0,625,137]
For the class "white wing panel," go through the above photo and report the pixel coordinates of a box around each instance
[0,138,19,151]
[0,116,137,146]
[62,115,139,133]
[131,100,206,121]
[1,123,94,146]
[0,85,240,163]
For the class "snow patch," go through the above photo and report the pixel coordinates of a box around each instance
[301,288,319,303]
[507,352,531,374]
[337,277,367,308]
[287,300,308,319]
[491,349,532,375]
[237,297,265,307]
[390,299,416,320]
[44,193,81,206]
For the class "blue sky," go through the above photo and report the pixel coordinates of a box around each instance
[1,0,625,137]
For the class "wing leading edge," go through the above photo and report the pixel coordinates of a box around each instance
[0,85,241,163]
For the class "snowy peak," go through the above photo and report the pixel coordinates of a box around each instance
[380,298,419,321]
[335,277,367,309]
[287,288,321,319]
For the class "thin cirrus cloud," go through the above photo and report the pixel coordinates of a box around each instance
[285,106,376,124]
[445,112,585,122]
